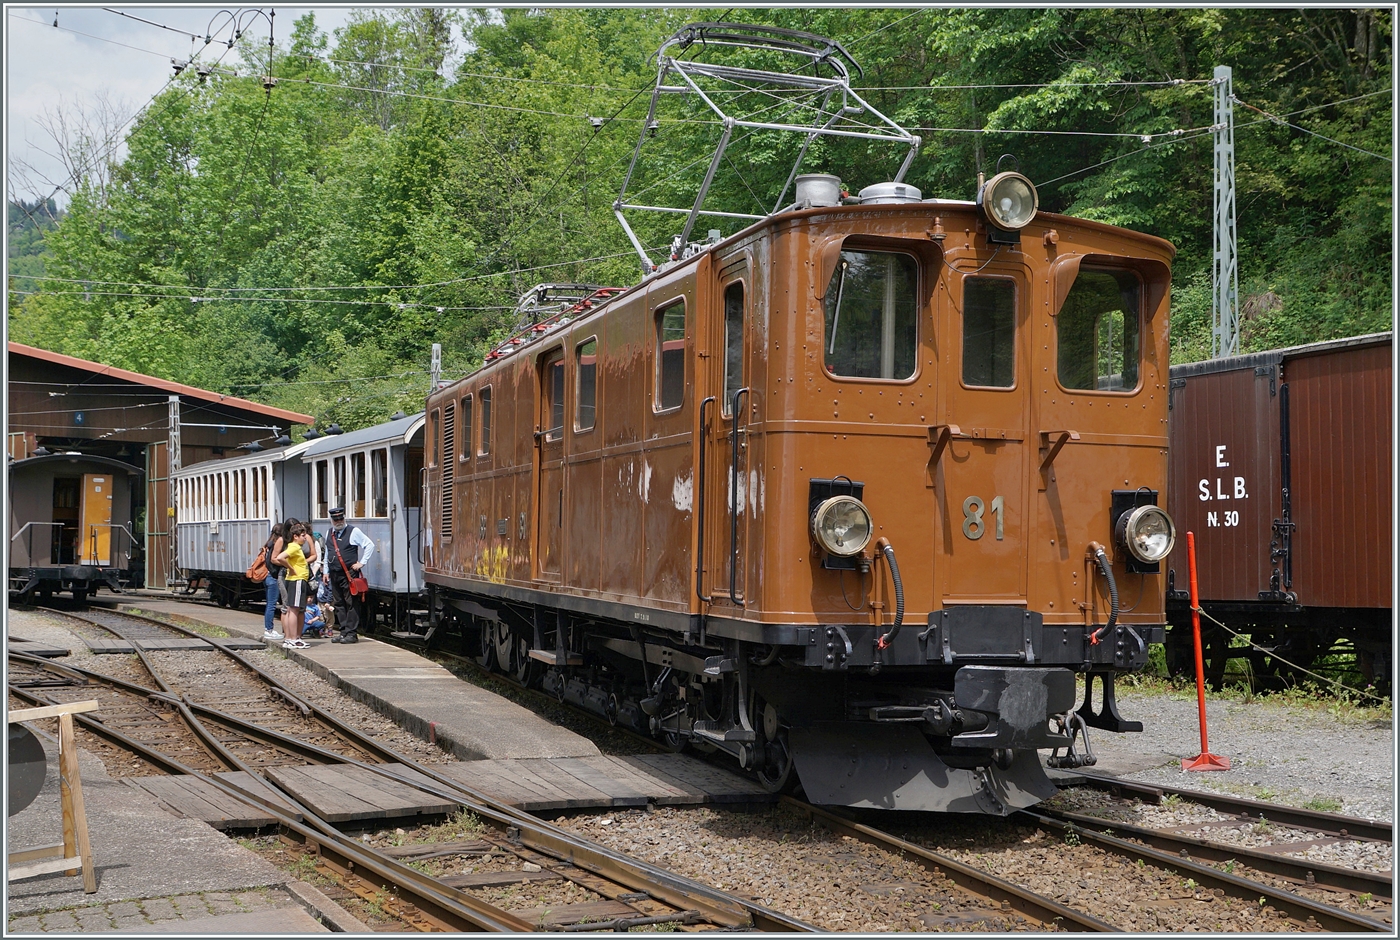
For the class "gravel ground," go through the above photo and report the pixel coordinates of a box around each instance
[1083,683,1393,822]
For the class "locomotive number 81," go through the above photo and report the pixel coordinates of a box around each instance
[423,166,1176,814]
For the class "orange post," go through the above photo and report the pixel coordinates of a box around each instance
[1182,530,1230,772]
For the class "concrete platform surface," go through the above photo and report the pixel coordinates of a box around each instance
[103,905,328,933]
[6,734,288,916]
[114,598,601,762]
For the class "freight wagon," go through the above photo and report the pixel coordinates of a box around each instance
[1164,332,1392,689]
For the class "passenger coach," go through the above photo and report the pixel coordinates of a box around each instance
[422,168,1178,814]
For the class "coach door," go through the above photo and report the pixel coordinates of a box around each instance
[80,473,114,565]
[536,348,566,581]
[702,267,750,606]
[936,260,1030,605]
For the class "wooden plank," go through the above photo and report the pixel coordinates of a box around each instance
[381,840,491,859]
[440,870,563,888]
[83,638,135,653]
[580,756,699,805]
[624,753,774,802]
[8,855,87,881]
[436,762,558,810]
[509,759,614,809]
[8,843,65,864]
[264,765,387,823]
[609,756,710,804]
[332,764,459,817]
[170,774,289,829]
[132,638,214,651]
[9,700,100,722]
[7,639,70,658]
[546,758,650,806]
[212,771,303,820]
[507,900,637,927]
[131,777,234,826]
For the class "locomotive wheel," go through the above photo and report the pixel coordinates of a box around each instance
[755,731,794,794]
[494,626,515,675]
[475,621,497,670]
[513,634,537,687]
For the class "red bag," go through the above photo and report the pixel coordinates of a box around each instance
[245,547,269,582]
[333,534,370,598]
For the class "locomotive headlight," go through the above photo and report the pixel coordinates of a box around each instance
[1116,505,1177,564]
[978,171,1039,230]
[811,495,873,557]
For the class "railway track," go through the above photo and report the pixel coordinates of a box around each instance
[10,610,815,932]
[62,601,1391,932]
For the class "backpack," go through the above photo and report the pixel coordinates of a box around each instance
[245,547,269,582]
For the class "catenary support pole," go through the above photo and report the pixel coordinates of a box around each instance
[1211,65,1239,359]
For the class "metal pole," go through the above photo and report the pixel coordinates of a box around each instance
[168,396,181,587]
[430,344,442,392]
[1211,65,1239,359]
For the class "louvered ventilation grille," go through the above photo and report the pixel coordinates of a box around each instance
[441,403,455,538]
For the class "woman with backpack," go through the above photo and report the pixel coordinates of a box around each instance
[261,522,287,640]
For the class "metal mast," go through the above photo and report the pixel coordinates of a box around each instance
[167,395,181,585]
[1212,65,1239,359]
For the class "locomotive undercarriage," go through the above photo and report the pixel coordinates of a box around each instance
[432,589,1149,814]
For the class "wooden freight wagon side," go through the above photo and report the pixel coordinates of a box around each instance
[1165,332,1392,688]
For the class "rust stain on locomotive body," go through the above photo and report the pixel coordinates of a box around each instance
[424,199,1175,813]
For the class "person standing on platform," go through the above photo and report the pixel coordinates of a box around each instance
[324,506,374,644]
[274,522,317,650]
[262,522,287,641]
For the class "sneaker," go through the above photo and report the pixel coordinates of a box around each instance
[281,639,299,649]
[290,639,310,649]
[264,631,284,641]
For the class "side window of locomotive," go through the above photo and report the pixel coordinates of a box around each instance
[371,448,388,517]
[723,282,744,416]
[429,409,439,467]
[823,250,918,380]
[461,395,473,465]
[962,277,1017,388]
[1057,268,1142,392]
[479,386,492,456]
[655,300,686,411]
[576,338,597,432]
[544,351,566,441]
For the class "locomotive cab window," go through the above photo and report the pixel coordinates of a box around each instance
[479,387,492,456]
[823,250,918,380]
[723,282,745,416]
[655,300,687,411]
[963,277,1017,387]
[576,338,597,432]
[544,350,566,442]
[1058,268,1141,392]
[460,395,472,464]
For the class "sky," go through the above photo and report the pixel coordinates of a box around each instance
[6,5,357,207]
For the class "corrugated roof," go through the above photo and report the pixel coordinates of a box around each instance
[8,342,315,425]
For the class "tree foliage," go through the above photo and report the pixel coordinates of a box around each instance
[10,8,1391,431]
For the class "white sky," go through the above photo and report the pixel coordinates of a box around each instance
[6,5,356,207]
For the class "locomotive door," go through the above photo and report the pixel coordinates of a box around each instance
[536,348,566,581]
[936,261,1030,604]
[702,271,750,605]
[80,473,113,565]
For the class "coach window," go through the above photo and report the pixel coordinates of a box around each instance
[576,338,597,432]
[371,448,388,517]
[723,283,745,415]
[479,386,492,456]
[962,277,1017,388]
[655,300,686,411]
[314,460,329,518]
[333,456,347,513]
[461,395,473,464]
[1057,268,1141,392]
[823,250,917,380]
[260,467,269,517]
[351,452,367,517]
[544,350,566,441]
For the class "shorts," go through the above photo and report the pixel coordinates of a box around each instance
[284,578,309,609]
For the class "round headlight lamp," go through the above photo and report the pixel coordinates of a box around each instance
[1115,505,1177,564]
[811,495,873,557]
[979,171,1039,230]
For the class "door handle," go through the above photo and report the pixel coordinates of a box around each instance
[1039,429,1080,473]
[925,424,961,487]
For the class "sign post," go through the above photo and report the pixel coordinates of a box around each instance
[1182,531,1231,772]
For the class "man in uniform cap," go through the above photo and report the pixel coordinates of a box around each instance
[323,506,374,643]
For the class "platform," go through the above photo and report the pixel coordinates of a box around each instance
[126,771,304,828]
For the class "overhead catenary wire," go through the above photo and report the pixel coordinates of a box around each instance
[1232,95,1392,162]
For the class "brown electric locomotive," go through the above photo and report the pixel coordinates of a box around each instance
[421,168,1177,814]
